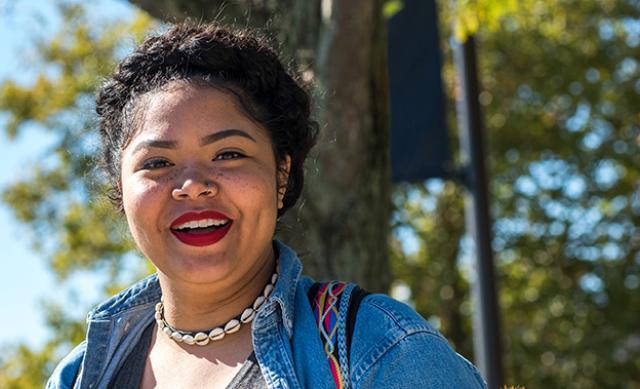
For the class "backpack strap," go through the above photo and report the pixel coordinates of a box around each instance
[308,281,370,389]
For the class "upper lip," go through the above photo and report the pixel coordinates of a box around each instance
[170,210,231,229]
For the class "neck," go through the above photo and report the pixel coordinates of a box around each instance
[157,248,276,332]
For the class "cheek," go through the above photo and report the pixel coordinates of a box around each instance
[225,166,278,210]
[244,168,278,197]
[122,178,164,223]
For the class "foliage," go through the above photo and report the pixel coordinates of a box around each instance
[390,0,640,387]
[0,303,87,389]
[0,343,55,389]
[0,4,154,386]
[450,0,620,41]
[482,0,640,383]
[1,5,152,278]
[391,182,472,354]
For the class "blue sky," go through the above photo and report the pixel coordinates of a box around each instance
[0,0,136,348]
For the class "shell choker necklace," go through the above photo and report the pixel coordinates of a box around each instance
[155,270,278,346]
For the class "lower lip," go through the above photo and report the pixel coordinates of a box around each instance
[170,222,232,247]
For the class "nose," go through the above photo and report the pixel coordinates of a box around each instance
[172,176,218,200]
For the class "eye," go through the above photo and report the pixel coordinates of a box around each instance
[214,151,246,161]
[141,158,173,170]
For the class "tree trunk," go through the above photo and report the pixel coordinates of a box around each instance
[128,0,391,293]
[292,0,390,292]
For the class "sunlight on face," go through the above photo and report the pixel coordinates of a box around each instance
[119,83,289,287]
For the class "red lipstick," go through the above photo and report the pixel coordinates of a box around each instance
[170,210,232,247]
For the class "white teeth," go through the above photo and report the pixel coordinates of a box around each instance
[174,218,228,230]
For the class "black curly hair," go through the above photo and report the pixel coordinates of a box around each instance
[96,23,318,217]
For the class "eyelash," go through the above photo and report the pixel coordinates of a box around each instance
[140,151,245,170]
[214,151,245,161]
[141,159,173,170]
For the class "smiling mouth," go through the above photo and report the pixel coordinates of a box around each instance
[170,212,233,247]
[172,218,231,233]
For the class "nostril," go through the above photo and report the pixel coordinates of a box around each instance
[201,181,216,196]
[172,180,216,200]
[172,188,191,199]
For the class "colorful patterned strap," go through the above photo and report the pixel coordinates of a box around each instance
[308,281,369,389]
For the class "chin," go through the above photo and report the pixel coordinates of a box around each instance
[154,249,234,283]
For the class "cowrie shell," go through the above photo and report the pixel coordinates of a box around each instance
[241,308,256,323]
[182,335,195,345]
[224,319,241,334]
[253,296,266,310]
[209,327,225,341]
[263,284,274,298]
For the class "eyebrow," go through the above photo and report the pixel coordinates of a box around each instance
[131,140,178,156]
[130,129,256,155]
[200,129,257,145]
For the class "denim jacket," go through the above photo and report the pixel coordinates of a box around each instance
[47,241,486,389]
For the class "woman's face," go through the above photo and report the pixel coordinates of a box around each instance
[120,83,288,285]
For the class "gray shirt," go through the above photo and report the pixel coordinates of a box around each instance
[110,323,267,388]
[226,351,268,389]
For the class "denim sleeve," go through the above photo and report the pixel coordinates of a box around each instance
[45,341,86,389]
[352,331,487,389]
[349,294,486,389]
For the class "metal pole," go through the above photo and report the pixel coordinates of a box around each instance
[453,34,504,388]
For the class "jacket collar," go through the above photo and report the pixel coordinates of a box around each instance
[270,240,303,337]
[88,274,160,321]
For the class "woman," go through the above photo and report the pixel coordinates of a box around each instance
[47,23,486,388]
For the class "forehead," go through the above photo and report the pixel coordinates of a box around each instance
[132,82,269,142]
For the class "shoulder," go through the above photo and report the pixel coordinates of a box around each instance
[354,293,437,336]
[47,276,159,389]
[350,294,487,389]
[46,341,86,389]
